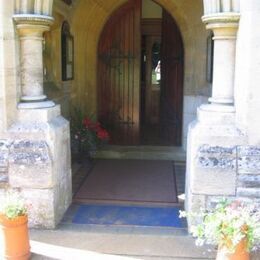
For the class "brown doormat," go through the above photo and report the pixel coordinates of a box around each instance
[74,159,178,205]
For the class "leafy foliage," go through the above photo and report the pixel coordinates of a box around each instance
[180,199,260,253]
[0,193,27,219]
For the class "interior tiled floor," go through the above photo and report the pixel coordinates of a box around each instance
[72,159,186,204]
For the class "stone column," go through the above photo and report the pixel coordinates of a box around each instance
[185,0,247,230]
[201,0,240,112]
[1,0,72,228]
[235,0,260,144]
[13,15,55,109]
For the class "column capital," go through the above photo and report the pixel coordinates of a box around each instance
[13,14,54,36]
[202,12,240,41]
[202,13,240,33]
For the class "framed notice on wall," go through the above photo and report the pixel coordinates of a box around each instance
[62,21,74,81]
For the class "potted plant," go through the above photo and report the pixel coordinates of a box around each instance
[0,193,30,260]
[180,199,260,260]
[70,108,110,161]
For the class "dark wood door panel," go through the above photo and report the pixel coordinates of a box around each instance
[160,10,184,146]
[98,0,141,145]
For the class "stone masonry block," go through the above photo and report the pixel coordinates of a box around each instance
[238,174,260,188]
[20,188,55,228]
[8,140,53,188]
[0,140,10,166]
[0,140,10,183]
[191,168,236,195]
[238,146,260,156]
[196,145,237,170]
[238,146,260,174]
[192,145,237,196]
[237,187,260,198]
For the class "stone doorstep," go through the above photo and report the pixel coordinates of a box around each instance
[29,226,216,260]
[95,146,186,162]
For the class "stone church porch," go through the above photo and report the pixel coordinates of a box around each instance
[0,0,259,243]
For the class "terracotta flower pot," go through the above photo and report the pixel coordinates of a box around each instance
[0,214,30,260]
[216,239,249,260]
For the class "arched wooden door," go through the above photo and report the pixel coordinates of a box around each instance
[98,1,184,146]
[98,0,141,145]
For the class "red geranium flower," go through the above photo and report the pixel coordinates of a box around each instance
[97,128,109,140]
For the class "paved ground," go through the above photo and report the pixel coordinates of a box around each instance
[30,159,260,259]
[30,160,215,260]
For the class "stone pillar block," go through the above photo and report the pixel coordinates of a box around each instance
[8,140,53,188]
[7,106,72,228]
[185,116,246,230]
[191,145,237,195]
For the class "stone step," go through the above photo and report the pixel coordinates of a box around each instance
[29,224,216,260]
[95,145,186,161]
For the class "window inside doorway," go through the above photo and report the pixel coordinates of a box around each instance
[151,42,161,86]
[61,21,74,81]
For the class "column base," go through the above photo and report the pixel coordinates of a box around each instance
[198,104,235,125]
[18,100,55,109]
[200,103,235,113]
[208,97,234,104]
[185,113,247,231]
[2,105,72,228]
[21,95,47,101]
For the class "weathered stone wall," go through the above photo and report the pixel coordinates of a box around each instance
[187,142,260,223]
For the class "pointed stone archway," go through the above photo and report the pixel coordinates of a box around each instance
[70,0,205,148]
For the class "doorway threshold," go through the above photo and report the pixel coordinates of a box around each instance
[94,145,186,162]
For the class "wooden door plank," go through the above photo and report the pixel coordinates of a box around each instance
[98,0,141,145]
